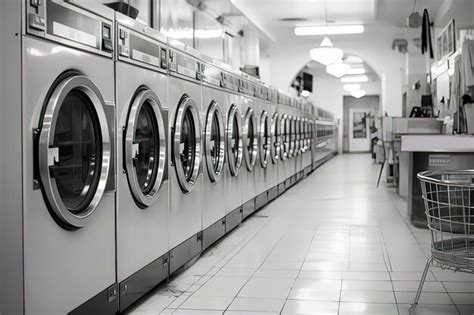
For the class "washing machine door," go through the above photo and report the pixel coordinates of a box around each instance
[37,75,111,229]
[124,89,167,207]
[294,117,301,156]
[204,101,225,182]
[280,114,288,161]
[226,104,243,177]
[173,95,202,193]
[259,110,271,168]
[270,112,280,164]
[243,108,258,171]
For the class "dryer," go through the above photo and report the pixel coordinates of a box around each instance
[168,41,204,274]
[200,55,227,251]
[114,14,169,312]
[20,1,117,313]
[254,83,271,211]
[222,70,244,232]
[240,74,259,219]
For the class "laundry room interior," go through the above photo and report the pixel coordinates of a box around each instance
[1,0,474,314]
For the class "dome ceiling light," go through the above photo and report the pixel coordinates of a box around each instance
[343,84,361,93]
[310,36,343,66]
[351,90,367,98]
[326,62,350,78]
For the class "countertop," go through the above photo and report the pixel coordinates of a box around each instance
[401,134,474,152]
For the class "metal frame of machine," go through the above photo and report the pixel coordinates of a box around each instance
[0,2,339,313]
[114,13,170,312]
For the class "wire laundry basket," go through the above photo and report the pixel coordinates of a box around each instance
[410,170,474,314]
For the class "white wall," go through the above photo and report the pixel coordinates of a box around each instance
[261,26,415,117]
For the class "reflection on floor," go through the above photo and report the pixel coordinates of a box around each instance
[128,154,474,315]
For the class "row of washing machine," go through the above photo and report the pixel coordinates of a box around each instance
[0,1,338,314]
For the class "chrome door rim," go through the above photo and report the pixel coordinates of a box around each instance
[259,110,270,168]
[270,112,280,164]
[125,89,166,207]
[173,96,202,193]
[295,117,301,155]
[280,114,288,161]
[243,108,258,171]
[205,101,225,182]
[226,104,243,176]
[287,115,294,159]
[38,75,110,228]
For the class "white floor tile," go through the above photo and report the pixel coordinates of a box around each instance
[392,281,446,292]
[227,297,285,312]
[281,300,339,314]
[398,304,459,315]
[395,292,453,305]
[340,290,396,303]
[338,302,398,315]
[238,277,294,299]
[342,280,393,291]
[179,295,233,310]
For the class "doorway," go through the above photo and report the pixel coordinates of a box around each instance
[343,95,379,153]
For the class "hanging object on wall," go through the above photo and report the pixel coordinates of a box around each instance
[407,0,422,28]
[421,8,434,58]
[392,39,408,53]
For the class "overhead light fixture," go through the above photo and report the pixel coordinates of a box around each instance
[326,62,350,78]
[346,67,366,75]
[344,56,364,63]
[341,75,369,83]
[351,90,367,98]
[343,84,361,93]
[310,36,343,66]
[160,28,223,39]
[301,90,311,98]
[295,25,365,36]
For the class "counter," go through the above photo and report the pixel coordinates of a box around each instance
[401,134,474,228]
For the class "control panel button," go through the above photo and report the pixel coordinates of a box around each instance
[28,13,45,31]
[30,0,41,7]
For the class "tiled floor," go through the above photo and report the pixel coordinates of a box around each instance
[128,154,474,315]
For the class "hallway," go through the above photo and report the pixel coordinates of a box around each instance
[129,154,474,315]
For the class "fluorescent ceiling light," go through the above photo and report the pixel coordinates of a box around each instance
[310,36,343,66]
[346,67,366,75]
[343,84,361,93]
[295,25,364,36]
[326,63,350,78]
[160,28,222,39]
[341,75,369,83]
[351,90,367,98]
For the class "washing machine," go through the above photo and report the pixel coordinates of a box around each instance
[168,41,204,274]
[254,83,271,211]
[199,55,227,251]
[267,88,280,202]
[114,14,169,312]
[19,1,117,314]
[277,92,290,195]
[222,70,244,232]
[240,74,259,219]
[302,103,313,177]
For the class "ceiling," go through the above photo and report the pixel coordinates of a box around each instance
[228,0,471,43]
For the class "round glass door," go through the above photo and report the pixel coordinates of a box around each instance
[280,114,288,161]
[287,116,294,159]
[204,101,225,182]
[243,108,258,171]
[295,117,301,155]
[259,110,271,168]
[38,75,111,229]
[226,104,243,176]
[124,89,166,208]
[270,112,280,164]
[173,96,202,193]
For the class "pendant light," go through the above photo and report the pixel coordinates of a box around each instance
[309,0,344,66]
[326,61,350,78]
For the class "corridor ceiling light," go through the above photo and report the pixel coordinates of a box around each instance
[295,25,365,36]
[326,62,350,78]
[310,36,344,66]
[344,56,364,63]
[340,75,369,83]
[343,84,361,93]
[351,90,367,98]
[160,28,223,39]
[346,67,366,75]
